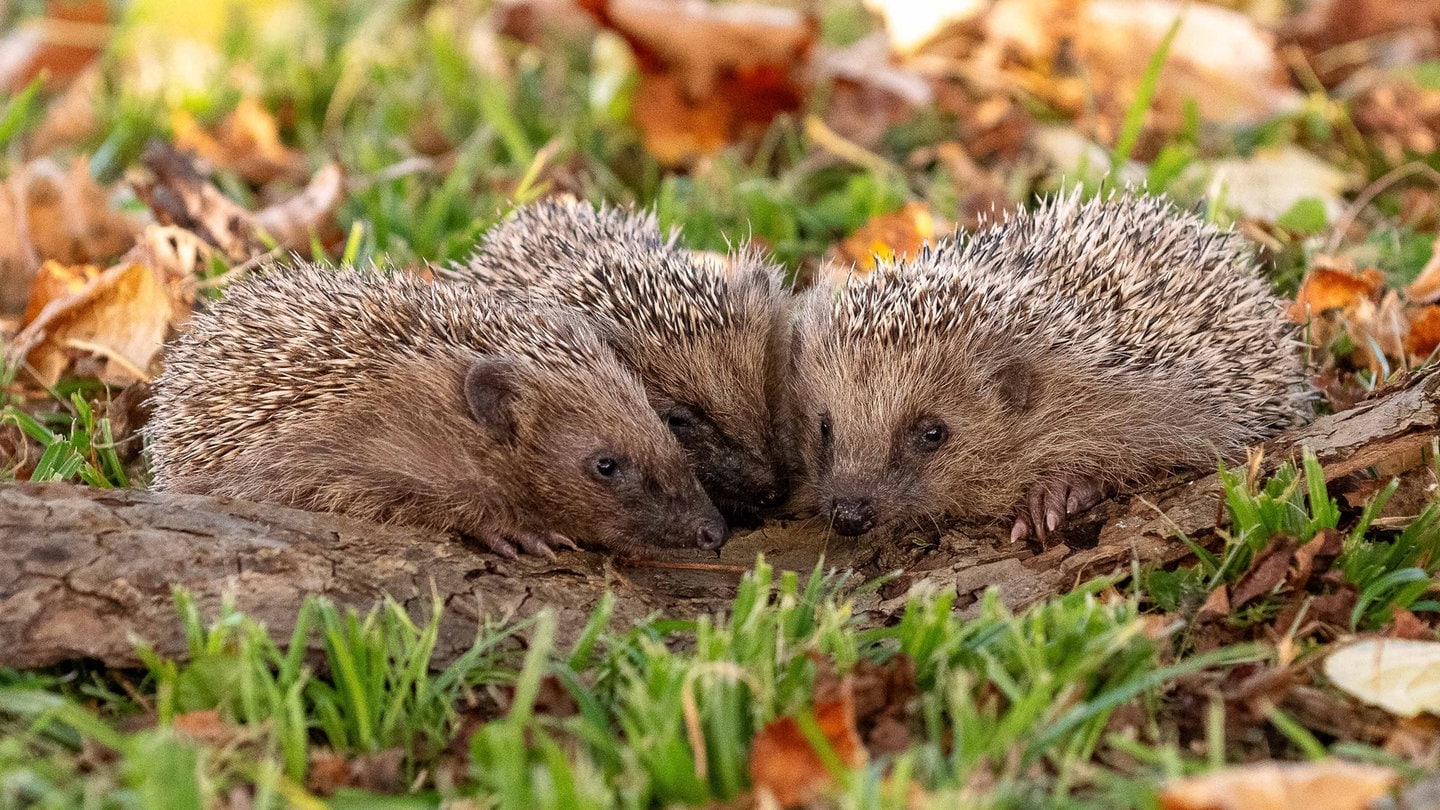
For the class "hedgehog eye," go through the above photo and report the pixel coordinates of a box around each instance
[591,456,622,481]
[665,405,698,431]
[819,414,833,442]
[914,419,949,451]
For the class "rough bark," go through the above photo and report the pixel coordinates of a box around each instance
[3,369,1437,671]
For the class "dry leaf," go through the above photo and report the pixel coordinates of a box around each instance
[749,678,865,808]
[1290,267,1385,323]
[28,66,102,156]
[0,0,110,93]
[8,259,187,386]
[0,181,39,316]
[1196,584,1231,622]
[21,261,99,326]
[865,0,986,56]
[837,203,939,272]
[1230,536,1298,609]
[253,162,345,252]
[590,0,812,99]
[172,97,307,185]
[1325,639,1440,718]
[584,0,814,165]
[1206,147,1351,225]
[139,141,265,262]
[171,709,229,744]
[1160,760,1397,810]
[1405,305,1440,360]
[21,157,144,267]
[306,748,406,796]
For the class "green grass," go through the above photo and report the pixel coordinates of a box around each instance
[1,392,129,487]
[5,0,1440,805]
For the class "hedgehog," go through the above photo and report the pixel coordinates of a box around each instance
[787,192,1311,543]
[444,200,793,526]
[146,264,728,558]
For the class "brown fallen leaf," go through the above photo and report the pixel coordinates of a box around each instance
[1160,760,1398,810]
[20,157,144,268]
[21,261,99,325]
[0,180,39,316]
[1196,584,1231,623]
[749,677,865,808]
[27,65,102,156]
[138,140,265,262]
[836,203,940,273]
[0,0,110,93]
[1231,536,1299,610]
[307,748,406,796]
[171,709,229,744]
[8,258,188,386]
[583,0,814,165]
[1292,268,1385,322]
[172,97,308,186]
[252,162,346,253]
[1405,234,1440,305]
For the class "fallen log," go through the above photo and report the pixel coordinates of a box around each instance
[3,369,1437,670]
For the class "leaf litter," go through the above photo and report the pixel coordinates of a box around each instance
[3,0,1440,805]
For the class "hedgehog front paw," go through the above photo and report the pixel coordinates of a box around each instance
[478,529,579,560]
[1009,476,1108,544]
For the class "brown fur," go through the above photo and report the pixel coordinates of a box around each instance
[147,264,725,554]
[446,200,793,524]
[788,193,1312,537]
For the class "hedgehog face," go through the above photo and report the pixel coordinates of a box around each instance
[471,357,728,553]
[640,320,791,527]
[788,287,1045,537]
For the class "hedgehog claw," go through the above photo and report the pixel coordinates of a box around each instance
[548,532,580,552]
[515,531,559,560]
[479,533,521,559]
[1013,476,1109,543]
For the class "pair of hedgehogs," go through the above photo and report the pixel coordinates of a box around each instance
[146,194,1311,558]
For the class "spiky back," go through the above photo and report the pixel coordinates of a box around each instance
[827,193,1309,434]
[790,193,1311,528]
[449,201,768,338]
[147,265,626,486]
[448,200,793,512]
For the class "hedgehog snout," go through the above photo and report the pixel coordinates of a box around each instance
[830,497,877,536]
[692,507,729,551]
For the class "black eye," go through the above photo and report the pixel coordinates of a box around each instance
[819,414,833,441]
[594,457,620,478]
[666,406,695,430]
[916,420,948,450]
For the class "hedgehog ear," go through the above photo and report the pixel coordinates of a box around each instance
[464,358,521,441]
[990,356,1035,411]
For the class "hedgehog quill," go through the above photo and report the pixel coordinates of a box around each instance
[788,193,1312,543]
[449,200,793,526]
[147,265,727,557]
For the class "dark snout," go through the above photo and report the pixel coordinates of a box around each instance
[693,507,730,551]
[830,497,877,536]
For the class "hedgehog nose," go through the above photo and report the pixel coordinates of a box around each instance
[694,510,729,551]
[831,498,876,536]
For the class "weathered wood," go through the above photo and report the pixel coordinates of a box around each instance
[3,369,1436,670]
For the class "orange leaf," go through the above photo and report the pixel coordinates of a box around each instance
[1289,267,1385,323]
[1159,760,1398,810]
[1405,304,1440,360]
[838,203,938,272]
[8,260,188,386]
[171,709,228,743]
[21,260,98,326]
[172,97,307,185]
[631,71,732,166]
[749,679,865,808]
